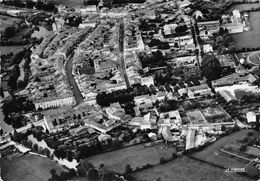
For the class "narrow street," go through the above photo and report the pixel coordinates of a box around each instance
[65,53,84,105]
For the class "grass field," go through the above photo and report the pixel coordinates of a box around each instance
[86,142,176,174]
[231,11,260,49]
[0,154,67,181]
[225,3,260,13]
[131,156,252,181]
[191,129,253,169]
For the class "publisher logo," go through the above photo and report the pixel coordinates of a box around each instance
[225,168,245,173]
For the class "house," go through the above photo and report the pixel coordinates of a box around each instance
[186,110,206,124]
[84,119,121,133]
[79,21,96,28]
[134,95,153,106]
[224,23,243,34]
[129,117,152,130]
[247,112,257,123]
[158,110,182,127]
[105,103,125,121]
[167,35,194,48]
[212,73,258,88]
[163,24,178,35]
[186,128,196,150]
[159,126,174,141]
[34,95,76,110]
[171,56,197,67]
[106,82,127,93]
[141,76,154,87]
[187,84,212,98]
[94,59,118,73]
[80,5,98,15]
[219,90,236,102]
[198,20,220,33]
[203,44,213,53]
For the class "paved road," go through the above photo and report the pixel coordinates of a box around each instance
[191,18,203,66]
[119,18,131,88]
[65,53,84,105]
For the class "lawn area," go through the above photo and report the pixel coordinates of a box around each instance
[86,142,176,174]
[52,0,84,8]
[231,11,260,49]
[191,129,254,169]
[0,154,67,181]
[131,156,252,181]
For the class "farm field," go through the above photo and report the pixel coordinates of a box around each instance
[86,142,176,174]
[131,156,252,181]
[0,154,67,181]
[190,129,254,169]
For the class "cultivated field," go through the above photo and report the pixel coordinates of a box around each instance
[131,156,252,181]
[0,154,67,181]
[191,129,253,169]
[86,142,176,174]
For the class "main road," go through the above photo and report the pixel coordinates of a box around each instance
[65,53,84,105]
[119,18,131,88]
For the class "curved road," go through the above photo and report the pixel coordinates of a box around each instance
[65,53,84,105]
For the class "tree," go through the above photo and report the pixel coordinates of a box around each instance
[201,53,222,82]
[32,143,38,152]
[88,168,99,180]
[125,164,132,174]
[175,25,188,49]
[26,0,34,8]
[160,157,166,164]
[0,87,4,98]
[35,0,43,10]
[43,148,51,157]
[5,26,16,39]
[77,160,94,176]
[239,144,247,152]
[111,138,122,149]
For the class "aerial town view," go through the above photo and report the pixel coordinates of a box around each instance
[1,0,260,180]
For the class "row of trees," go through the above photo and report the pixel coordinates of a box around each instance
[148,39,170,49]
[2,0,57,12]
[96,84,152,107]
[139,50,167,68]
[201,53,222,82]
[77,160,124,181]
[2,96,35,116]
[103,0,145,7]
